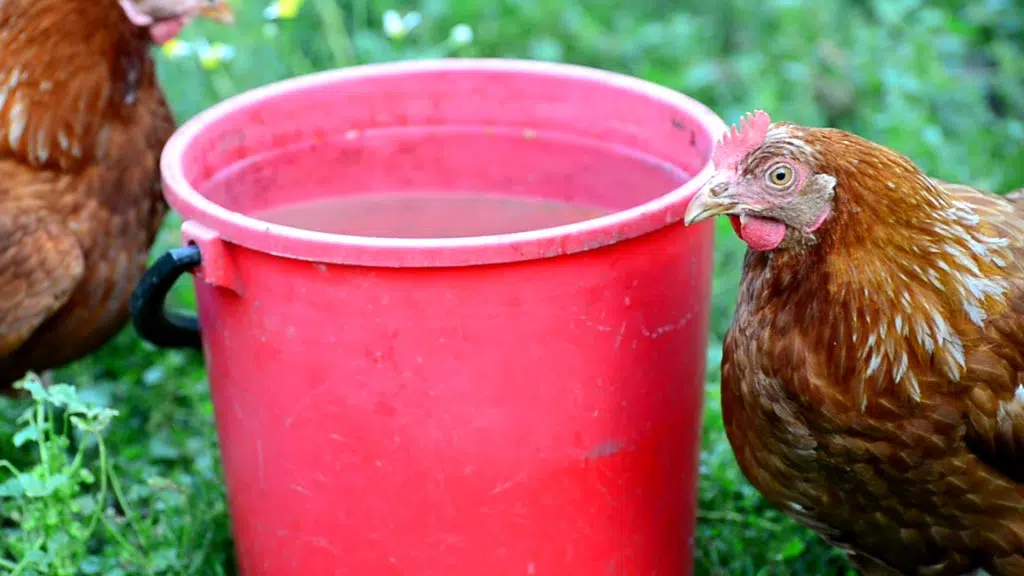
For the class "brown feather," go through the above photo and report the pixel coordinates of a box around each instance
[0,0,175,387]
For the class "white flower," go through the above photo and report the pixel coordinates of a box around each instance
[448,23,473,46]
[381,10,402,36]
[196,41,237,70]
[403,11,422,30]
[382,9,421,39]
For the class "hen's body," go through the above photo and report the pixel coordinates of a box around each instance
[689,119,1024,575]
[0,0,176,387]
[726,186,1024,574]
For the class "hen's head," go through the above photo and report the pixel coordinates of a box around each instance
[118,0,234,45]
[684,110,839,252]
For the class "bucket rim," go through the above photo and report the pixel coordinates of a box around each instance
[161,58,727,267]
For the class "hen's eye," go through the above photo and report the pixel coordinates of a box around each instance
[766,164,794,188]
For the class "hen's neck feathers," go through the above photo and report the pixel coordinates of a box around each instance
[750,127,1015,411]
[0,0,154,171]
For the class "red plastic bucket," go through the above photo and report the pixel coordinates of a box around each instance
[132,59,725,575]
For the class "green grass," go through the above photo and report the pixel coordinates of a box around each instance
[1,0,1022,573]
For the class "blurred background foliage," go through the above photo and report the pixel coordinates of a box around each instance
[1,0,1021,574]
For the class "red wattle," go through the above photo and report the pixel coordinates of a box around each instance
[149,18,188,44]
[738,215,786,251]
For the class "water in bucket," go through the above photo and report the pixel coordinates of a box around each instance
[256,193,612,238]
[203,128,688,236]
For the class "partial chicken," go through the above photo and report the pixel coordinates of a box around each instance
[684,111,1024,575]
[0,0,232,389]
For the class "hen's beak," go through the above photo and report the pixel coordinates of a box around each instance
[197,1,234,24]
[683,181,738,226]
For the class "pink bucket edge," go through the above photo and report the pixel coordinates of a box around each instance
[160,58,727,268]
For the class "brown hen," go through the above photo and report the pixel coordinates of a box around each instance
[684,110,1024,575]
[0,0,231,389]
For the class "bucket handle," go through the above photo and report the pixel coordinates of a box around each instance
[129,244,203,350]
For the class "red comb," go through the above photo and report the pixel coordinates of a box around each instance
[712,110,772,170]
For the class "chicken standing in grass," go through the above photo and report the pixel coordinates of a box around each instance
[0,0,232,389]
[684,110,1024,575]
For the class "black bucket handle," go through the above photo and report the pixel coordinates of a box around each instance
[129,244,204,350]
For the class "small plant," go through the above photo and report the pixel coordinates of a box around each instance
[0,374,231,576]
[0,374,126,575]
